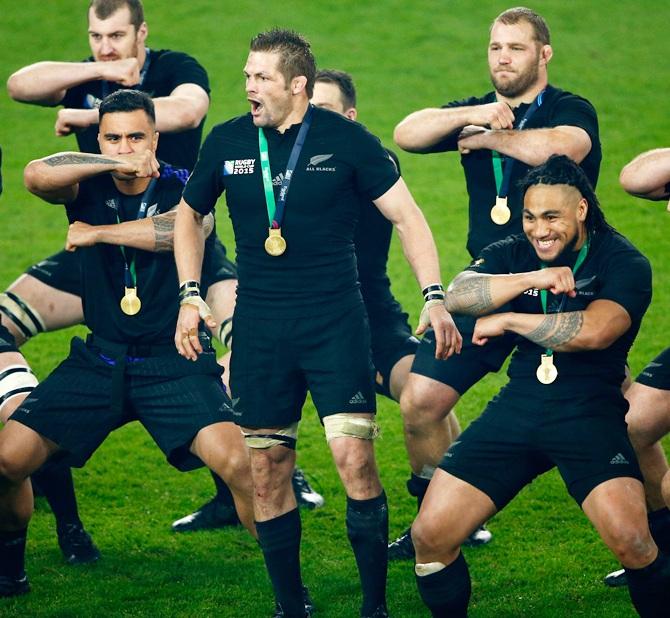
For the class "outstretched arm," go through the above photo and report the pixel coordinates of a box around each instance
[7,59,141,106]
[393,102,515,153]
[472,299,631,352]
[619,148,670,200]
[65,210,214,252]
[445,267,578,316]
[457,125,592,165]
[24,151,159,204]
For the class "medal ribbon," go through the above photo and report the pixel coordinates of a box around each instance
[101,48,152,99]
[491,90,545,198]
[258,104,314,229]
[539,235,590,358]
[116,176,159,289]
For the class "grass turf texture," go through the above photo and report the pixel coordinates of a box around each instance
[0,0,669,615]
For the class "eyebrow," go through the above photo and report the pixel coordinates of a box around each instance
[103,131,146,139]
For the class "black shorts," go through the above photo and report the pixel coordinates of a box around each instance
[368,300,419,400]
[26,249,82,297]
[439,384,642,509]
[9,336,233,471]
[230,303,376,428]
[411,314,516,395]
[0,323,18,353]
[25,236,237,298]
[202,236,238,287]
[636,348,670,391]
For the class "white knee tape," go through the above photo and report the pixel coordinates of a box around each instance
[0,364,38,408]
[415,561,447,577]
[0,292,46,339]
[243,422,299,449]
[323,414,379,443]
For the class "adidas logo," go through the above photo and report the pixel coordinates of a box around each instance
[349,391,367,405]
[272,172,284,186]
[610,453,629,465]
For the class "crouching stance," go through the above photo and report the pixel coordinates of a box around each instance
[0,90,254,597]
[413,155,669,617]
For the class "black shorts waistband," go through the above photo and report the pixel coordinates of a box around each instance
[86,334,177,358]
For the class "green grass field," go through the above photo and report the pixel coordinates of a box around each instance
[1,1,669,616]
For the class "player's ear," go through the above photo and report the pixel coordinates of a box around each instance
[577,197,588,222]
[291,76,307,96]
[345,108,357,121]
[137,21,148,45]
[540,44,553,66]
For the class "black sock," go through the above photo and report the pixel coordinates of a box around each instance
[0,528,27,578]
[626,551,670,618]
[256,509,304,617]
[210,471,235,507]
[407,473,431,510]
[31,460,81,531]
[416,552,471,618]
[346,491,388,615]
[648,507,670,553]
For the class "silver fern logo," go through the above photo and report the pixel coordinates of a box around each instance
[309,154,333,166]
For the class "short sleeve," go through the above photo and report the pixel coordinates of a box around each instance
[182,127,224,215]
[352,128,400,201]
[548,94,599,145]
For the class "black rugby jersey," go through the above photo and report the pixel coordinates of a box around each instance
[428,85,601,258]
[65,166,189,343]
[466,228,651,398]
[62,49,210,170]
[184,106,400,318]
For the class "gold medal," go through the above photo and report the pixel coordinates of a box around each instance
[490,196,511,225]
[264,228,287,256]
[536,353,558,384]
[120,287,141,316]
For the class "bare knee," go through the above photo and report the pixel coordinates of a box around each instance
[0,448,33,486]
[606,521,657,567]
[412,513,459,561]
[400,379,459,430]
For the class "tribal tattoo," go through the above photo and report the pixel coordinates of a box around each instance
[151,211,214,252]
[152,211,176,252]
[526,311,584,349]
[445,274,494,315]
[44,153,119,166]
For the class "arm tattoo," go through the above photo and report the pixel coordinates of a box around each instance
[526,311,584,348]
[202,213,215,238]
[44,153,118,167]
[152,211,176,252]
[445,275,494,315]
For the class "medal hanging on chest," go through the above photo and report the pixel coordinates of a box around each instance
[120,287,142,315]
[117,176,158,316]
[536,353,557,384]
[258,105,314,256]
[536,236,590,384]
[489,91,545,225]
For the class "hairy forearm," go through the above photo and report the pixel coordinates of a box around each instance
[7,62,105,105]
[153,96,207,132]
[394,107,474,153]
[446,271,537,315]
[619,148,670,199]
[174,200,206,282]
[394,205,443,289]
[478,126,591,166]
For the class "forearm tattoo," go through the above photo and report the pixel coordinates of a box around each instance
[525,311,584,349]
[44,153,118,166]
[152,211,176,252]
[445,275,494,315]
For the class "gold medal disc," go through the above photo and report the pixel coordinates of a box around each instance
[264,228,287,256]
[536,353,558,384]
[120,287,142,316]
[490,196,511,225]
